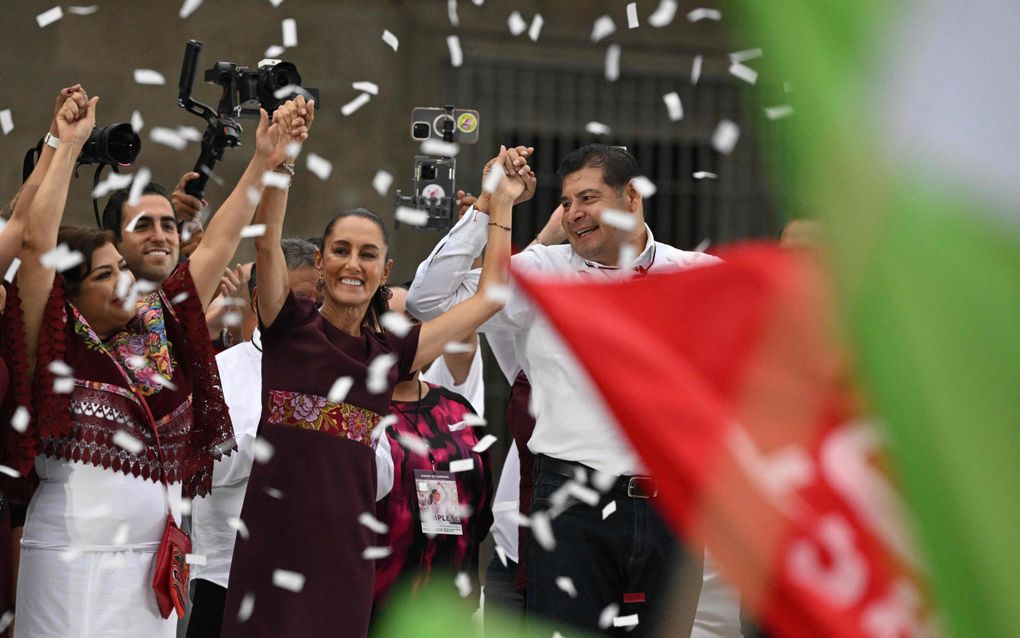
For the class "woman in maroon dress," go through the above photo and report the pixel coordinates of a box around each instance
[220,146,530,637]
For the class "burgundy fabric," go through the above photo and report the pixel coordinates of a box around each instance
[0,279,35,505]
[506,372,536,593]
[373,384,494,610]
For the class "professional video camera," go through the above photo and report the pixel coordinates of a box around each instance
[177,39,319,199]
[395,105,480,231]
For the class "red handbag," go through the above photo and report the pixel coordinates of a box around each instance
[152,513,192,618]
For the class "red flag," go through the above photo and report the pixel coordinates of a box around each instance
[515,244,935,638]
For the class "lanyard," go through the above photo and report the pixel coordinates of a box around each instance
[393,380,436,470]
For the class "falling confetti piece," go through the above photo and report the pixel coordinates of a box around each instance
[648,0,678,27]
[495,545,508,567]
[228,517,250,539]
[531,512,556,550]
[693,171,717,180]
[265,44,285,58]
[53,377,75,394]
[687,8,721,21]
[306,153,333,180]
[396,432,430,456]
[421,138,460,157]
[694,238,711,252]
[40,244,84,271]
[113,431,144,454]
[245,186,261,205]
[262,170,291,189]
[180,497,193,516]
[239,224,267,239]
[730,47,763,63]
[358,512,390,535]
[0,110,12,135]
[447,0,459,26]
[463,413,486,426]
[556,576,578,598]
[618,244,638,267]
[151,374,178,391]
[134,69,166,85]
[614,614,640,627]
[130,110,144,133]
[69,5,99,14]
[566,482,601,506]
[281,18,297,47]
[150,127,188,151]
[177,126,203,142]
[362,546,393,560]
[237,592,255,622]
[765,104,795,120]
[272,569,305,593]
[447,35,463,67]
[0,611,13,633]
[591,15,616,42]
[605,44,621,82]
[599,604,621,629]
[372,170,393,196]
[0,465,20,478]
[367,353,397,393]
[253,437,274,463]
[508,11,527,35]
[327,376,354,403]
[631,176,657,197]
[729,61,758,85]
[36,6,63,27]
[602,500,617,519]
[528,14,544,41]
[185,553,207,566]
[351,81,379,96]
[11,406,29,433]
[373,414,398,440]
[472,434,497,453]
[626,2,639,28]
[265,486,285,499]
[591,470,616,493]
[482,165,505,194]
[179,0,203,18]
[128,167,151,206]
[268,0,284,6]
[691,54,703,85]
[380,311,412,337]
[454,572,472,597]
[171,292,189,304]
[663,92,683,121]
[382,29,399,52]
[48,360,73,377]
[341,93,372,116]
[600,209,638,231]
[484,283,510,303]
[585,121,611,136]
[4,257,19,283]
[450,458,474,473]
[396,207,430,227]
[712,119,740,154]
[443,340,473,354]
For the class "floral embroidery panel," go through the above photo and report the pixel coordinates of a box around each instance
[267,390,382,447]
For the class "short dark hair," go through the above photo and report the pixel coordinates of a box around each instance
[248,238,318,297]
[56,225,117,297]
[557,144,639,193]
[101,182,174,241]
[320,208,390,329]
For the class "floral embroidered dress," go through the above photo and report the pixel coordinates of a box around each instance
[0,263,234,638]
[373,384,493,611]
[221,291,420,638]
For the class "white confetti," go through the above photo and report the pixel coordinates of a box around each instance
[765,104,795,120]
[614,614,640,628]
[463,413,486,427]
[585,121,611,136]
[53,377,75,394]
[396,432,430,456]
[648,0,678,27]
[528,14,544,42]
[47,360,73,377]
[59,548,82,562]
[221,311,241,328]
[265,486,285,499]
[729,62,758,85]
[306,153,333,180]
[600,209,638,231]
[367,353,397,393]
[112,431,144,455]
[472,434,497,453]
[130,110,144,133]
[268,0,284,6]
[449,458,474,473]
[507,11,527,36]
[530,512,555,550]
[0,110,12,135]
[253,437,274,463]
[151,374,178,391]
[172,292,189,304]
[327,376,354,403]
[730,47,763,63]
[262,170,291,189]
[379,311,412,337]
[691,54,703,85]
[239,224,267,239]
[495,545,508,567]
[631,176,658,197]
[372,170,393,196]
[180,497,193,516]
[128,167,151,206]
[382,30,399,52]
[227,517,250,539]
[454,572,472,597]
[0,611,13,633]
[599,604,621,629]
[420,138,460,157]
[447,35,463,68]
[237,592,255,622]
[395,207,430,227]
[618,244,638,268]
[663,92,683,121]
[68,5,99,15]
[40,244,84,271]
[185,553,207,566]
[556,576,577,598]
[693,171,717,180]
[602,500,617,519]
[11,406,30,433]
[372,414,398,441]
[351,81,379,96]
[179,0,203,19]
[341,93,372,117]
[694,238,711,252]
[712,119,740,154]
[448,0,459,26]
[281,18,297,47]
[605,44,621,82]
[626,2,639,28]
[0,465,20,478]
[176,126,203,142]
[591,15,616,42]
[149,127,188,151]
[484,283,510,303]
[362,546,393,560]
[567,482,601,507]
[36,6,63,27]
[4,257,21,283]
[286,141,303,159]
[443,340,473,354]
[358,512,390,535]
[245,186,261,205]
[482,165,505,194]
[687,8,722,22]
[592,470,617,493]
[265,44,285,58]
[272,569,305,593]
[134,69,166,86]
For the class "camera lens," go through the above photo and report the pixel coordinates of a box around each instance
[105,124,141,165]
[412,122,430,140]
[420,164,437,180]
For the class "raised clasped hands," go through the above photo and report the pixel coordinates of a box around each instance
[55,86,98,148]
[255,95,315,167]
[491,145,532,204]
[476,144,535,211]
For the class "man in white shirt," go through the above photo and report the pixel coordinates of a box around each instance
[408,144,736,636]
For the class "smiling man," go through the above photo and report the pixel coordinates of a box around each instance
[407,144,734,637]
[101,182,181,284]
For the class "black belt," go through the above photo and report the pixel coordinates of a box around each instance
[535,455,658,499]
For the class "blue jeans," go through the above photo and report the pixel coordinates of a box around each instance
[526,468,701,636]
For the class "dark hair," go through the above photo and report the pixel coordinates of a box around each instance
[101,182,174,240]
[557,144,639,193]
[247,238,318,297]
[57,225,116,297]
[319,208,391,329]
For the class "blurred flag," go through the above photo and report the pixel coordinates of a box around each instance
[516,246,936,637]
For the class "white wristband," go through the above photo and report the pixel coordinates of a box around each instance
[43,132,60,149]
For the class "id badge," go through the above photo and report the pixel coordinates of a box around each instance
[414,469,463,536]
